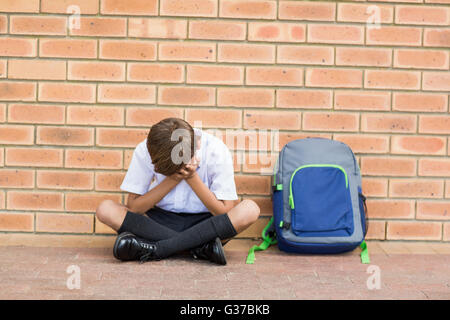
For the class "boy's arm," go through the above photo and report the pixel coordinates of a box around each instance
[184,172,235,215]
[126,173,183,214]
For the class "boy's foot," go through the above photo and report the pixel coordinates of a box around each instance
[113,232,159,263]
[190,237,227,265]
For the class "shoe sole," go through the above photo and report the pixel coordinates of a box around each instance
[113,231,134,260]
[214,237,227,266]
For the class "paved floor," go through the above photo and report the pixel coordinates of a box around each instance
[0,241,449,300]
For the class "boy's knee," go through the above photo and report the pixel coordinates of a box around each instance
[96,199,116,223]
[240,199,260,224]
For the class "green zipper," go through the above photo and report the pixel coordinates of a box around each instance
[288,164,349,210]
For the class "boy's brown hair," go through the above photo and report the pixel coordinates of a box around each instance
[147,118,195,176]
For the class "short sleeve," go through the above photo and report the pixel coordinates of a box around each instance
[120,141,154,195]
[207,141,238,201]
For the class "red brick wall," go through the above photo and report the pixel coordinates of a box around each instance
[0,0,449,244]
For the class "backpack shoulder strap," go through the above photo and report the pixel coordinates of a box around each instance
[246,217,277,264]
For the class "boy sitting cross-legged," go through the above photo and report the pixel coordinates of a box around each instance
[96,118,260,265]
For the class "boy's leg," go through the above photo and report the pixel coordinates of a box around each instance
[95,200,178,241]
[152,199,260,260]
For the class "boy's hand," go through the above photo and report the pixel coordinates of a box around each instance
[178,156,199,180]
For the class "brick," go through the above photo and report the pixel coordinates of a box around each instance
[96,128,148,147]
[0,213,34,232]
[124,150,133,170]
[277,46,333,65]
[161,0,217,17]
[417,201,450,220]
[187,65,243,85]
[365,220,386,240]
[0,125,34,145]
[37,126,94,146]
[389,179,444,198]
[36,213,93,233]
[246,67,303,87]
[95,217,116,234]
[218,43,275,64]
[248,22,305,43]
[37,170,94,190]
[308,24,364,45]
[335,91,390,111]
[394,49,449,70]
[128,63,184,83]
[0,0,39,12]
[361,114,417,133]
[279,1,335,21]
[447,180,450,198]
[8,104,63,124]
[39,83,95,103]
[158,86,214,106]
[39,38,97,59]
[367,199,415,219]
[419,158,450,177]
[67,105,124,126]
[8,59,66,80]
[361,157,416,176]
[128,18,187,39]
[0,148,3,167]
[41,0,99,14]
[393,93,448,112]
[65,193,122,212]
[0,15,6,33]
[186,109,242,129]
[0,60,5,78]
[365,70,420,90]
[100,40,156,61]
[0,82,36,103]
[334,134,389,154]
[277,89,332,109]
[0,104,5,122]
[65,150,123,170]
[68,61,125,82]
[424,28,450,47]
[0,169,34,188]
[189,20,246,40]
[423,72,450,91]
[220,0,276,19]
[336,47,392,67]
[337,3,393,23]
[367,26,422,46]
[220,129,272,151]
[387,221,442,241]
[392,136,446,155]
[126,107,183,127]
[419,115,450,134]
[217,88,274,109]
[101,0,158,15]
[69,17,126,37]
[244,110,300,130]
[396,5,449,25]
[10,16,67,35]
[243,153,278,175]
[7,191,63,211]
[159,42,215,62]
[0,37,36,57]
[6,148,63,168]
[95,172,126,192]
[303,112,358,132]
[235,175,271,195]
[98,84,156,104]
[306,68,362,88]
[361,178,388,197]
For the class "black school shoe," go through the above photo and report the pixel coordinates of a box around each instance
[113,232,159,263]
[190,237,227,265]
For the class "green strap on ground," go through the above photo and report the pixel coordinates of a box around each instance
[360,240,370,264]
[246,217,277,264]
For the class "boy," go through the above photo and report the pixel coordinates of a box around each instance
[96,118,260,265]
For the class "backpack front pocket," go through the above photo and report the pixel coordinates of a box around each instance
[289,165,354,237]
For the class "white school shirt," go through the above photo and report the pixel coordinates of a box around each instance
[120,128,238,214]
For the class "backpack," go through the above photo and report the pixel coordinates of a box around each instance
[247,138,370,264]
